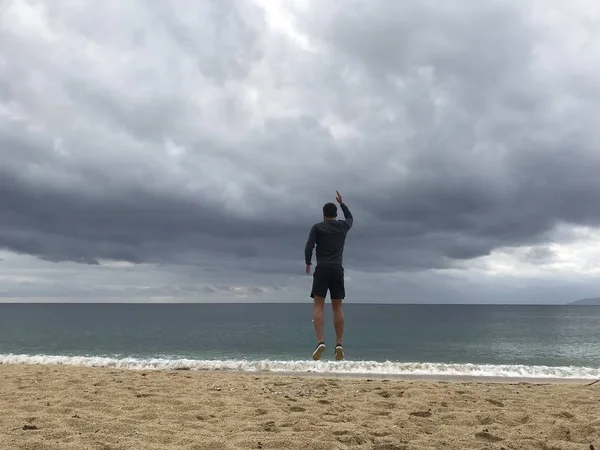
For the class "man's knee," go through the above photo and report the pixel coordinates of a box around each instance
[331,299,343,311]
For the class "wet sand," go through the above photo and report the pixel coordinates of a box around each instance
[0,364,598,449]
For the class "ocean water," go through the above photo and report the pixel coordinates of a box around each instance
[1,303,599,379]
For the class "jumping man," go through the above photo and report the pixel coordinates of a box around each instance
[304,190,353,361]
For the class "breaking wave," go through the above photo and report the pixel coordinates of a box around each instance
[1,354,599,379]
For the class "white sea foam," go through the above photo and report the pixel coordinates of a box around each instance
[1,354,599,379]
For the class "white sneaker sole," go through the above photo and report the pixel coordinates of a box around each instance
[312,343,326,360]
[335,346,344,361]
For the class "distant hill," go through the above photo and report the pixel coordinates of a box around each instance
[569,297,600,305]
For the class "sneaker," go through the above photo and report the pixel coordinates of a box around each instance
[335,344,344,361]
[312,341,326,360]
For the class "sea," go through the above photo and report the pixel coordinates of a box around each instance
[1,303,599,380]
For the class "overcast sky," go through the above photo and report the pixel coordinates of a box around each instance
[2,0,600,303]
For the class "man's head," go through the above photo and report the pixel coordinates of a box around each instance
[322,202,338,219]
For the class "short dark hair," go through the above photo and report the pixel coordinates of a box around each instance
[323,202,337,218]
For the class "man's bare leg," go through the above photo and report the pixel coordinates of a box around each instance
[313,296,325,342]
[331,299,344,360]
[331,299,344,345]
[312,296,326,360]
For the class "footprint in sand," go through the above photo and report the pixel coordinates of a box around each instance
[486,398,504,407]
[262,421,277,432]
[475,430,503,442]
[374,401,396,410]
[409,410,432,418]
[335,432,368,445]
[332,430,349,436]
[371,431,391,437]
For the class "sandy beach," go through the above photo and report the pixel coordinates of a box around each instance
[0,364,598,450]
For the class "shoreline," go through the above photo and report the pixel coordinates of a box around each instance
[1,362,598,385]
[210,369,599,385]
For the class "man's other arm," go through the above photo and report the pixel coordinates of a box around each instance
[305,225,317,265]
[339,203,353,230]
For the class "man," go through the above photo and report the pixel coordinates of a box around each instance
[304,190,353,361]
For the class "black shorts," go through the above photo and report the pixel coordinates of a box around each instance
[310,264,345,300]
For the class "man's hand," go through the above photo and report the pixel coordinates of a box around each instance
[306,264,311,275]
[335,190,343,204]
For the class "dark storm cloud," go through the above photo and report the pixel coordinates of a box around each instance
[0,162,310,266]
[291,0,600,266]
[1,0,600,279]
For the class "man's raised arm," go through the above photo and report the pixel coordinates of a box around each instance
[335,190,353,231]
[339,203,353,230]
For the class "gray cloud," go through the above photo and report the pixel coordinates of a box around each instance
[2,0,600,301]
